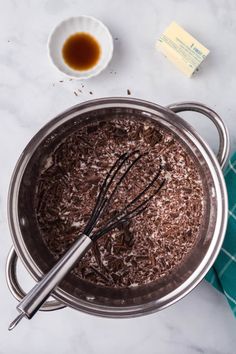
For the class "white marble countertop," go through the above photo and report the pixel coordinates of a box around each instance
[1,0,236,353]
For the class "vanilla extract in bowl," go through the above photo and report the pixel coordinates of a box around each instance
[62,32,101,71]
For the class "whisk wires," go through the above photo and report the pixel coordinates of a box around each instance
[83,150,165,242]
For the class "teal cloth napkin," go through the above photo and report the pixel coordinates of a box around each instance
[205,152,236,316]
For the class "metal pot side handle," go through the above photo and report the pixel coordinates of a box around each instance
[6,247,66,312]
[167,102,230,169]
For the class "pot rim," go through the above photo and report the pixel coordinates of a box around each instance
[7,97,228,317]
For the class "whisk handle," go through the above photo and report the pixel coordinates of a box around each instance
[16,234,92,320]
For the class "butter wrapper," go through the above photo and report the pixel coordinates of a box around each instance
[157,22,210,77]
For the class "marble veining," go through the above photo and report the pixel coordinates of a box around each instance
[1,0,236,353]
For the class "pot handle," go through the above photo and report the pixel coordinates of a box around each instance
[6,247,66,312]
[167,102,230,169]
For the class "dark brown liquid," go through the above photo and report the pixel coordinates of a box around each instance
[62,32,101,71]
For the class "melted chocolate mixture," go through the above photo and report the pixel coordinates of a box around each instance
[34,118,204,287]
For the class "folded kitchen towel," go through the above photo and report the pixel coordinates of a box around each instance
[205,152,236,316]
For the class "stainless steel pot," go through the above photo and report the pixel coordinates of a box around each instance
[6,98,230,317]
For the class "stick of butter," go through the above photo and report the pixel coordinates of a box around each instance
[157,22,210,77]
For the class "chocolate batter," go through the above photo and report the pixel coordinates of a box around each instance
[34,118,204,288]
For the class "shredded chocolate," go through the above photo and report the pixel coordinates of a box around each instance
[34,118,204,288]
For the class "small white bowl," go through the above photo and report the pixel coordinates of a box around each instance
[48,16,113,79]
